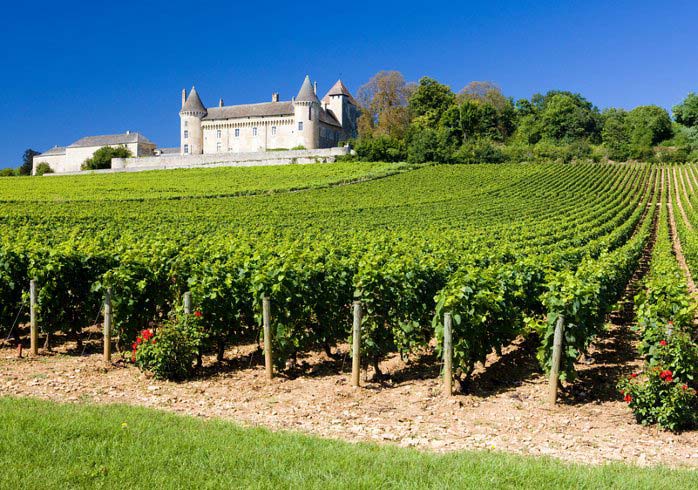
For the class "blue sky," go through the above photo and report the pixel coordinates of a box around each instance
[1,0,696,168]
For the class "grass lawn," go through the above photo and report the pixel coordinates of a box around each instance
[0,397,695,489]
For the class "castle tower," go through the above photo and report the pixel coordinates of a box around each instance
[323,79,360,140]
[179,86,207,155]
[293,75,320,149]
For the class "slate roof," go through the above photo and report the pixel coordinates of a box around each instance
[203,101,295,121]
[156,147,180,155]
[68,132,155,148]
[39,146,66,156]
[181,86,207,115]
[320,110,342,127]
[296,75,319,103]
[322,79,358,106]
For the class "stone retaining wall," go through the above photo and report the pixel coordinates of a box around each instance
[110,146,350,172]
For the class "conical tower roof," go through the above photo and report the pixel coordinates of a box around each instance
[295,75,319,103]
[180,86,207,115]
[322,79,358,106]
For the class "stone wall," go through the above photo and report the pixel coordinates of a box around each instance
[110,146,350,172]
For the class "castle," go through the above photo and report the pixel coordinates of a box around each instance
[180,76,360,155]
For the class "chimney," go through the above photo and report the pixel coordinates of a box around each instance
[181,88,186,108]
[272,92,279,102]
[219,98,224,107]
[313,82,317,95]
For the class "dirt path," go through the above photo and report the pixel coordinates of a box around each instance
[682,166,695,197]
[678,166,693,209]
[2,335,697,469]
[672,167,694,231]
[667,169,697,293]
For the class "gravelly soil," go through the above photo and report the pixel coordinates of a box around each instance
[2,328,697,469]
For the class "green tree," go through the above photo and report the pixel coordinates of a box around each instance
[406,127,453,163]
[601,108,630,161]
[408,77,455,125]
[673,93,698,128]
[538,93,601,143]
[19,149,40,176]
[82,146,133,171]
[626,106,673,158]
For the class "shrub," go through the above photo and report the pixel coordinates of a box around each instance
[0,168,17,177]
[290,145,306,151]
[353,135,406,162]
[35,162,53,176]
[82,146,132,171]
[133,313,205,380]
[618,366,697,432]
[452,139,506,164]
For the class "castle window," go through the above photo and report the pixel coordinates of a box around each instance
[271,126,277,135]
[183,130,189,139]
[217,129,221,139]
[184,121,188,127]
[216,142,222,152]
[253,127,258,136]
[308,106,312,120]
[298,121,304,131]
[235,128,240,137]
[184,144,189,154]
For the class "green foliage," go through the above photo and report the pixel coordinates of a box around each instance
[452,138,506,164]
[0,161,662,386]
[537,93,601,143]
[673,92,698,128]
[133,313,205,380]
[352,135,406,162]
[30,247,109,341]
[0,250,27,337]
[35,162,53,176]
[406,127,454,163]
[601,108,631,161]
[0,168,18,177]
[81,146,133,171]
[626,105,673,158]
[408,77,455,125]
[433,262,544,383]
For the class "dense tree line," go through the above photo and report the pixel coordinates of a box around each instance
[348,71,698,164]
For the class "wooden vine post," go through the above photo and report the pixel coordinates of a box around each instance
[443,312,453,397]
[183,291,192,315]
[548,315,565,406]
[29,279,38,356]
[351,301,363,388]
[103,288,112,364]
[262,296,273,380]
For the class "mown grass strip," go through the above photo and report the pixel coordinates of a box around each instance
[0,397,696,489]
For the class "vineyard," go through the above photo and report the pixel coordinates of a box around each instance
[1,161,697,433]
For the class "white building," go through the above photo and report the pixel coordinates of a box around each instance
[33,132,156,174]
[180,76,360,155]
